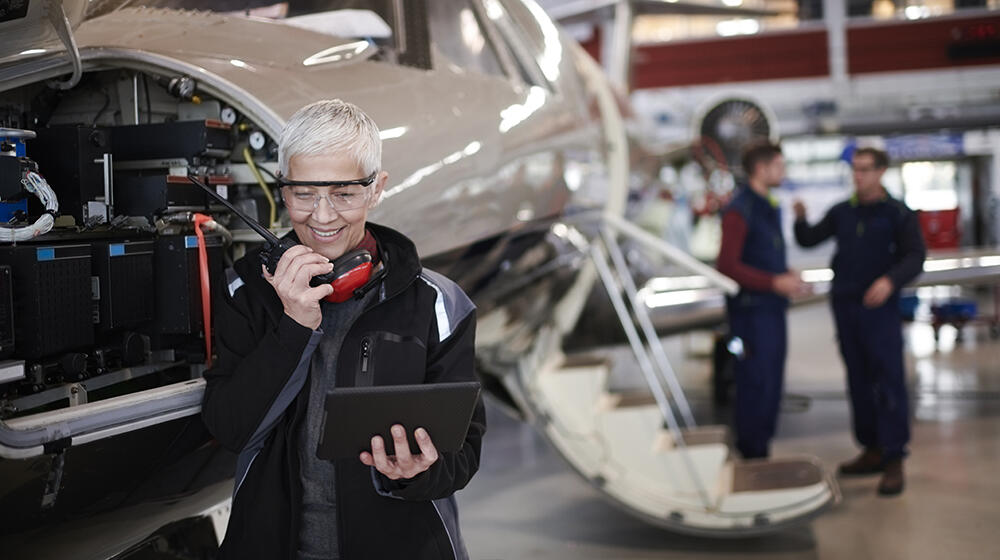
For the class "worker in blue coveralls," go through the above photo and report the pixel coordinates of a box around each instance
[717,141,805,460]
[793,147,926,496]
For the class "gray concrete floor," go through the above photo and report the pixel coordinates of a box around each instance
[456,303,1000,559]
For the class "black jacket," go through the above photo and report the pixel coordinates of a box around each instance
[202,223,485,560]
[794,193,926,301]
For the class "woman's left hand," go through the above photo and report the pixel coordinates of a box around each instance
[360,425,439,480]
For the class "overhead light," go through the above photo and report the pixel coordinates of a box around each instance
[872,0,895,18]
[716,19,760,37]
[722,0,744,6]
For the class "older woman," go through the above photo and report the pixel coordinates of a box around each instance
[202,99,485,560]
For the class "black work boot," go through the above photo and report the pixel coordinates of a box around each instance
[877,459,905,496]
[838,448,884,476]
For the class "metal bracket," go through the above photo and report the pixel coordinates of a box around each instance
[68,383,87,407]
[40,451,65,510]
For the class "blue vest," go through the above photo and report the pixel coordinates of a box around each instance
[724,186,788,310]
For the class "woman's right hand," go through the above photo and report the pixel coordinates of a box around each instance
[263,245,335,330]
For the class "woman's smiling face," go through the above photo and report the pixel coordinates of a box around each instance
[283,153,386,262]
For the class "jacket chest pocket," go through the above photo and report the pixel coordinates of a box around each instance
[357,331,427,387]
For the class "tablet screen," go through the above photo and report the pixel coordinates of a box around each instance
[317,381,481,460]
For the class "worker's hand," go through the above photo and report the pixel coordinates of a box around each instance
[263,245,334,330]
[793,200,807,220]
[773,271,805,298]
[863,276,894,308]
[361,425,439,480]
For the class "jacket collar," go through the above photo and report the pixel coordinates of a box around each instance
[850,187,890,207]
[232,222,423,326]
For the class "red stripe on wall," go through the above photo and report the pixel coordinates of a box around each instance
[848,14,1000,74]
[632,29,829,89]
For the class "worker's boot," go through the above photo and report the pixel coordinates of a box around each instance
[838,448,883,476]
[877,459,905,496]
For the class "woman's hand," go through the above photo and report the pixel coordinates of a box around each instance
[360,425,439,480]
[263,245,334,330]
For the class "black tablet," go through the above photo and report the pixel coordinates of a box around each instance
[316,381,481,460]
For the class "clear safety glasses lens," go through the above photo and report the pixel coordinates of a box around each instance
[285,186,372,213]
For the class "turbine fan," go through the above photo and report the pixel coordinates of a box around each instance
[696,98,773,178]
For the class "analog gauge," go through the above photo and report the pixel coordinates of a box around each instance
[249,131,266,151]
[220,107,237,125]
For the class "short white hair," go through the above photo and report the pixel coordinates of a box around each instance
[278,99,381,177]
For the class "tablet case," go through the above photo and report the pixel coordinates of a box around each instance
[317,381,481,460]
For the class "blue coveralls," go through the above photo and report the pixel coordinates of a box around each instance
[795,194,926,460]
[723,187,789,459]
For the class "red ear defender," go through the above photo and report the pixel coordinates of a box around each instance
[324,250,374,303]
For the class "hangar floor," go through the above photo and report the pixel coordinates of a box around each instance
[457,302,1000,560]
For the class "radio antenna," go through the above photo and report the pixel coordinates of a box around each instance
[186,174,280,244]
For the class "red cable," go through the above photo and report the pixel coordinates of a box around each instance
[193,213,213,368]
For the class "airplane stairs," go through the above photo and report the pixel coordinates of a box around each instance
[516,221,839,536]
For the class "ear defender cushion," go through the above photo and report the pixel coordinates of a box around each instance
[324,250,374,303]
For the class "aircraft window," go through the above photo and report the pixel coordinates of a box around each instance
[286,1,427,68]
[427,0,506,77]
[481,0,555,92]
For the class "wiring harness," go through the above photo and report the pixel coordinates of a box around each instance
[1,171,59,241]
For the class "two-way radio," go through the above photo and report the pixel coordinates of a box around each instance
[186,175,375,301]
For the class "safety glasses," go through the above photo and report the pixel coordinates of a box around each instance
[278,171,377,213]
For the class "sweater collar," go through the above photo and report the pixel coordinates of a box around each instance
[355,228,379,265]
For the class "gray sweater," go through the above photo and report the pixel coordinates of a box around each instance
[297,290,377,560]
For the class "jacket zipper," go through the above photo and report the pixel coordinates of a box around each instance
[286,267,412,555]
[358,336,372,386]
[361,337,370,371]
[293,277,396,553]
